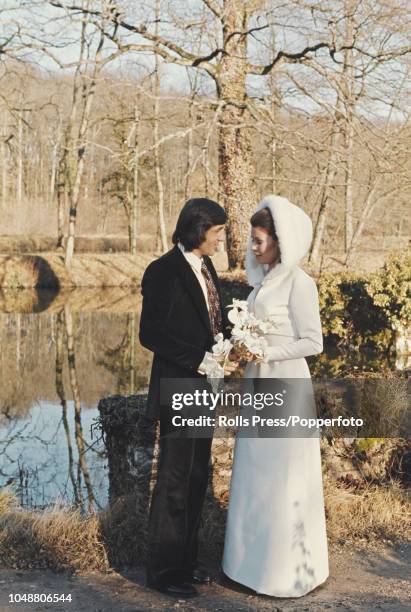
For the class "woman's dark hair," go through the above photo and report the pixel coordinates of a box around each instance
[172,198,227,250]
[250,207,278,240]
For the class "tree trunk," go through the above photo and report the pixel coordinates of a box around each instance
[50,121,61,207]
[271,137,277,194]
[343,6,355,254]
[345,184,378,265]
[153,0,168,254]
[309,123,341,267]
[130,100,140,254]
[65,29,104,269]
[56,19,87,251]
[344,115,354,253]
[184,91,195,200]
[216,0,257,269]
[1,135,7,207]
[16,109,23,205]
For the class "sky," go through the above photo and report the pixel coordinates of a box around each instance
[1,0,409,119]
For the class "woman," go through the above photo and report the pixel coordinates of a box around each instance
[222,195,329,597]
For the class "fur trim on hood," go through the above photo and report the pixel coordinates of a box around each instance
[245,195,313,287]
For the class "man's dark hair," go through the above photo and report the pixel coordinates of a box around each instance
[250,207,278,240]
[172,198,227,250]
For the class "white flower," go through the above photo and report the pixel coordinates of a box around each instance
[202,352,225,379]
[227,299,248,311]
[212,333,233,357]
[231,326,248,342]
[223,301,277,365]
[244,334,267,356]
[227,307,249,326]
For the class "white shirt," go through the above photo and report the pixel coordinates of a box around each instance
[177,242,210,310]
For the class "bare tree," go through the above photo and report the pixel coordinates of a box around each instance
[64,11,107,268]
[153,0,168,253]
[130,97,140,254]
[50,0,385,267]
[0,0,408,269]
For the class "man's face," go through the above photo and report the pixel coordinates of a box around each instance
[197,224,226,256]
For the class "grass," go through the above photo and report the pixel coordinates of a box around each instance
[323,477,411,546]
[0,493,109,573]
[1,476,410,574]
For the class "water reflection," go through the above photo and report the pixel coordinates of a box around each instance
[0,402,105,509]
[0,287,398,512]
[0,289,152,511]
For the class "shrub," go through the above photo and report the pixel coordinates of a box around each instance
[317,249,410,354]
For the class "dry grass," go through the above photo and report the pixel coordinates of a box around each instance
[0,256,39,288]
[323,477,411,545]
[1,477,410,574]
[200,476,411,563]
[0,493,109,573]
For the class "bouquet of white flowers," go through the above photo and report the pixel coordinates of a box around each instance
[204,299,277,379]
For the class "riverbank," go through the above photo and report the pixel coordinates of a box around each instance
[0,243,409,289]
[0,253,154,289]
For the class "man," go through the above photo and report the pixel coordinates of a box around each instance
[139,198,237,597]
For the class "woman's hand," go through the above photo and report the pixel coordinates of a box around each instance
[230,349,260,363]
[223,359,239,375]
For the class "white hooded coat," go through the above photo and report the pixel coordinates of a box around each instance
[222,195,329,597]
[245,194,323,371]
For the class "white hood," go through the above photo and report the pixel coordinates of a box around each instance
[245,194,313,287]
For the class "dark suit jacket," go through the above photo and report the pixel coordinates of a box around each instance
[139,245,229,420]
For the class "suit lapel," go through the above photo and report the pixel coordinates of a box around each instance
[172,246,212,336]
[204,255,228,331]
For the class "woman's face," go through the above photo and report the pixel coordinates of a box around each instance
[251,226,280,267]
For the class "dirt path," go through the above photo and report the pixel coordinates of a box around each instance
[0,544,410,612]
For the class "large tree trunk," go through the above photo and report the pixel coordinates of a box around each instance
[217,1,257,269]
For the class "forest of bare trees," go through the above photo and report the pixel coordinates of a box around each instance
[0,0,409,270]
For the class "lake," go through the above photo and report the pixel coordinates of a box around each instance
[0,287,398,511]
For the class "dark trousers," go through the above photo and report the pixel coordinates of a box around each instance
[147,408,213,584]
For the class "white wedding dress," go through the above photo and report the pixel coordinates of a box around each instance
[222,195,329,598]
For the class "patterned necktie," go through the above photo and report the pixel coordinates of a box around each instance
[201,260,222,337]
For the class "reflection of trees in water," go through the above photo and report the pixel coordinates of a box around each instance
[0,308,118,511]
[63,305,97,513]
[0,301,152,510]
[55,311,81,507]
[0,412,89,508]
[0,309,151,421]
[96,312,143,395]
[0,293,155,510]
